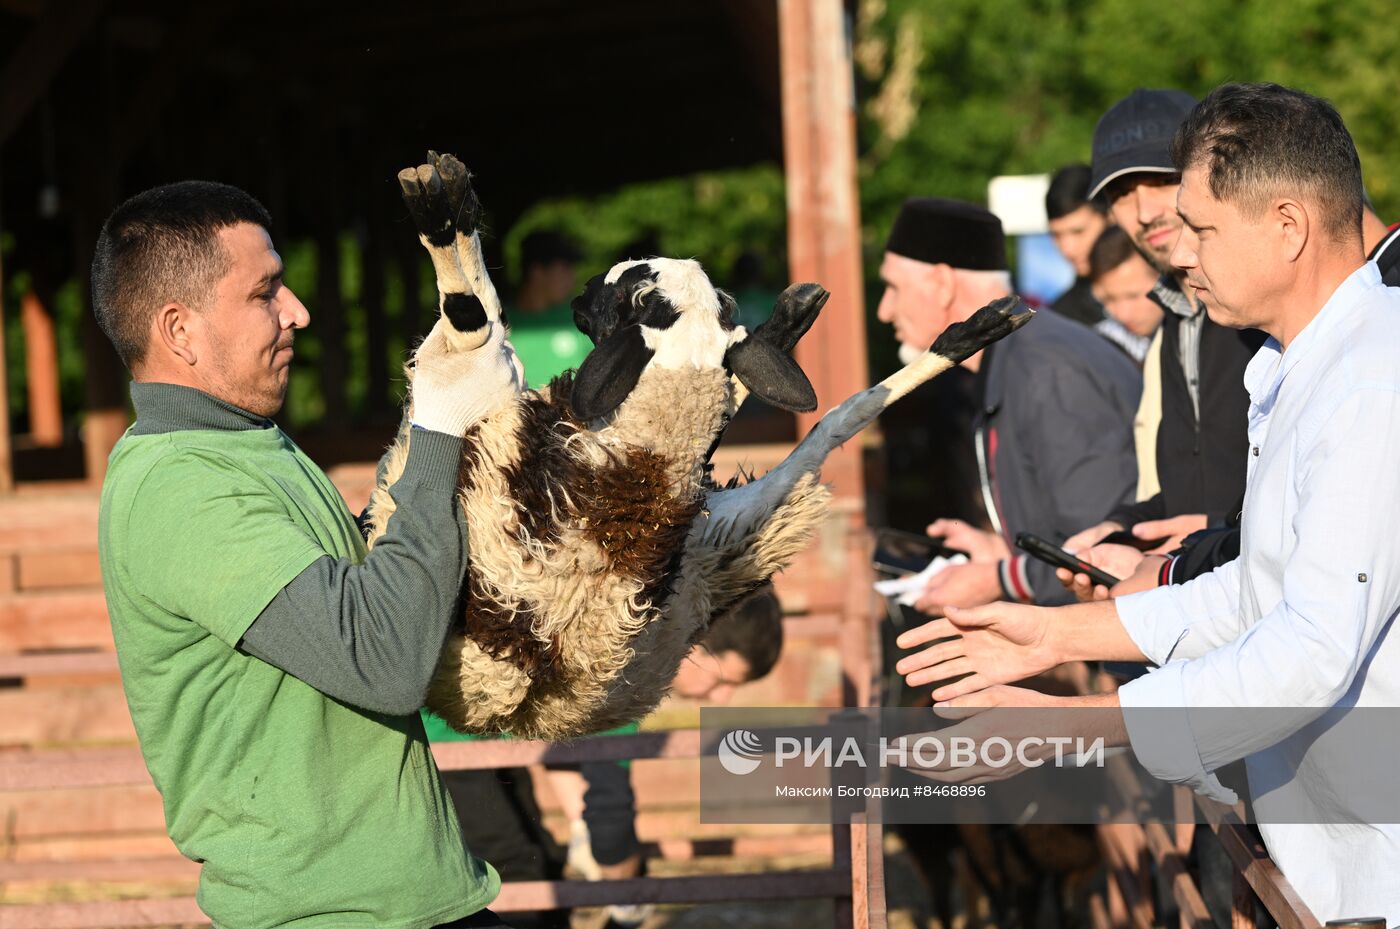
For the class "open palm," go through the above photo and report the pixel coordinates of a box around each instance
[895,601,1057,702]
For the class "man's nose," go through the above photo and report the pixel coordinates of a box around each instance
[876,291,893,322]
[281,287,311,329]
[1135,188,1163,226]
[1170,231,1197,271]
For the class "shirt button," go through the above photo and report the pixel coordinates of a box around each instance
[1251,447,1260,456]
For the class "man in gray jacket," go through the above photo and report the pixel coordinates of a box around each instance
[876,198,1141,612]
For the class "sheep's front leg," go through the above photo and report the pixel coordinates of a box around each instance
[397,151,505,353]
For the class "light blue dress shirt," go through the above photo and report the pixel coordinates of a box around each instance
[1116,261,1400,924]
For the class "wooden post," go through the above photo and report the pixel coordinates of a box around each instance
[1232,869,1256,929]
[778,0,869,503]
[21,288,63,446]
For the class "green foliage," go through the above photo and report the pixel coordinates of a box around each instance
[854,0,1400,237]
[504,165,788,290]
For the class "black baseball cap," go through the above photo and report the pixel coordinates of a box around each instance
[1088,89,1197,199]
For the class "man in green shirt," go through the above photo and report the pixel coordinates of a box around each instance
[93,180,520,928]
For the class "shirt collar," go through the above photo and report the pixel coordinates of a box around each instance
[1369,224,1400,265]
[1149,274,1199,320]
[1243,262,1381,404]
[129,382,274,436]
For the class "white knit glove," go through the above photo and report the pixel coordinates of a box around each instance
[409,318,525,436]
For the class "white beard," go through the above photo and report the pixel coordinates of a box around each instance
[898,342,925,367]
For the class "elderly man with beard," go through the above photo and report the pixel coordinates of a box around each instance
[875,198,1141,613]
[1064,90,1267,569]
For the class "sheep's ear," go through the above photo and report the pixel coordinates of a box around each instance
[571,325,654,420]
[724,335,818,413]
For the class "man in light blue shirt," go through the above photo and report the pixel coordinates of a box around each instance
[894,82,1400,923]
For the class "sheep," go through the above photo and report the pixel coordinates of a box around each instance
[365,152,1032,740]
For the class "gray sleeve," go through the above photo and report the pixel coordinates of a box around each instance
[239,427,468,715]
[1020,362,1140,603]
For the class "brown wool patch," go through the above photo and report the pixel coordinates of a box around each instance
[449,370,705,688]
[460,573,561,683]
[500,372,589,544]
[576,447,702,607]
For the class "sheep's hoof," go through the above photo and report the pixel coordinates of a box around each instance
[396,150,481,246]
[755,283,829,353]
[928,295,1034,364]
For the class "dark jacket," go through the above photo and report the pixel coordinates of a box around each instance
[1108,292,1266,528]
[975,309,1142,605]
[1049,278,1106,327]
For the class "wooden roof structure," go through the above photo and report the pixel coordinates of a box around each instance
[0,0,867,498]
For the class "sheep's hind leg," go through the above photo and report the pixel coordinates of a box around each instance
[397,152,500,352]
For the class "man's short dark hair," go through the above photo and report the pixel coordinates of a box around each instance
[1170,83,1363,242]
[702,585,784,681]
[519,229,582,273]
[1045,164,1105,221]
[91,181,273,368]
[1088,226,1141,281]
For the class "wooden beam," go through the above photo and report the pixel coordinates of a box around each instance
[0,897,205,929]
[1196,797,1322,929]
[0,0,110,145]
[0,730,707,790]
[778,0,869,503]
[0,870,850,929]
[20,287,63,445]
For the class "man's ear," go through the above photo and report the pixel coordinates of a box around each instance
[1276,198,1309,263]
[152,302,198,365]
[929,262,956,308]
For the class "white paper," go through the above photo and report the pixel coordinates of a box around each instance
[873,554,969,606]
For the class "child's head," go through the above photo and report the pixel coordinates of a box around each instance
[672,585,784,704]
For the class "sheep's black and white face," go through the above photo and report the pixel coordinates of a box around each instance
[569,258,824,421]
[573,259,738,362]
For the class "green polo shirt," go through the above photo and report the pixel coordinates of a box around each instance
[507,301,591,387]
[98,385,498,929]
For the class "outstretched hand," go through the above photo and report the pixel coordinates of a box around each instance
[895,601,1060,702]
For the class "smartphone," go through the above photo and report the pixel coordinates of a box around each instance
[872,528,966,576]
[1015,532,1121,588]
[1100,529,1170,552]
